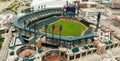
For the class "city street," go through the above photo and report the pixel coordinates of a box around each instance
[0,27,12,61]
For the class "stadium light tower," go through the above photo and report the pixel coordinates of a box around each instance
[59,25,62,45]
[45,25,48,43]
[66,0,68,6]
[28,21,32,37]
[94,12,101,37]
[28,26,31,37]
[24,20,26,36]
[52,24,55,41]
[96,12,101,32]
[34,23,37,38]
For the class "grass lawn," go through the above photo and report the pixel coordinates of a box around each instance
[42,20,86,36]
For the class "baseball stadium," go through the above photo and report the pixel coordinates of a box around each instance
[13,8,95,46]
[13,7,95,61]
[9,0,119,61]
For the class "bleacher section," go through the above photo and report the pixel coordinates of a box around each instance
[14,8,62,34]
[31,17,59,28]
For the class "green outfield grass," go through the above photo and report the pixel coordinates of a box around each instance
[42,20,87,36]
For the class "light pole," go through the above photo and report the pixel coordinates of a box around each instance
[28,26,31,37]
[24,20,26,36]
[52,24,55,43]
[45,25,48,43]
[95,12,101,32]
[94,12,101,42]
[28,21,32,37]
[59,25,62,45]
[34,23,37,38]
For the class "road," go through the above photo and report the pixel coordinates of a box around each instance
[0,27,12,61]
[0,0,15,11]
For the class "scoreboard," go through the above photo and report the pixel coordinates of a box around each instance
[63,1,80,16]
[66,7,76,15]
